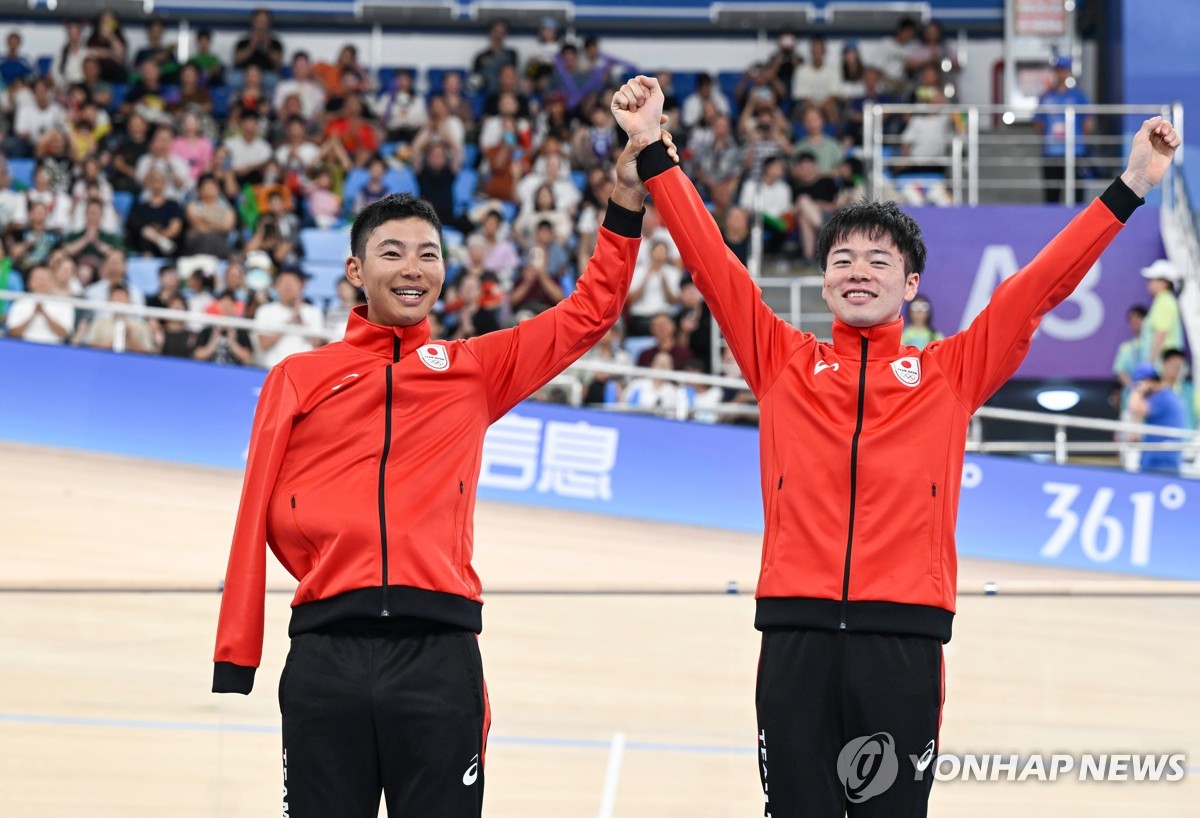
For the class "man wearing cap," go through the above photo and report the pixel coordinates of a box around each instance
[611,74,1180,817]
[253,267,324,368]
[1034,56,1095,204]
[1140,258,1185,367]
[1129,362,1188,474]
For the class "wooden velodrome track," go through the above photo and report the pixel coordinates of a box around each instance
[1,440,1197,817]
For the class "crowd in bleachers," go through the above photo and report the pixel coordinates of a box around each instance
[0,11,966,400]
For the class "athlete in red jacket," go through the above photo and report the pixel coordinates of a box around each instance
[212,133,675,816]
[613,76,1179,816]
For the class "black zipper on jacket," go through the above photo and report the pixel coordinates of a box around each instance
[377,334,401,616]
[840,335,869,628]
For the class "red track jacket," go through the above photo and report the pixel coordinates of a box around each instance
[638,142,1143,641]
[213,205,643,693]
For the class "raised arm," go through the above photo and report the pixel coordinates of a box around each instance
[613,75,801,397]
[931,117,1180,410]
[212,366,299,694]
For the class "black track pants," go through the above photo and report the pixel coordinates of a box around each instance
[756,629,943,818]
[279,624,490,817]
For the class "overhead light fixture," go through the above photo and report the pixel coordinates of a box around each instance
[1035,389,1081,412]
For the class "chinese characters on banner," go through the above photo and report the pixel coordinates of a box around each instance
[479,413,619,501]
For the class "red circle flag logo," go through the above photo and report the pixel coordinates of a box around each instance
[890,356,921,387]
[417,344,450,372]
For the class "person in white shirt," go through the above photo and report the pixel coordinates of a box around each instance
[681,73,731,130]
[0,157,29,232]
[624,350,681,412]
[4,265,74,344]
[14,79,66,145]
[373,68,427,142]
[223,109,274,185]
[83,251,147,307]
[791,37,842,115]
[273,52,326,121]
[738,155,795,220]
[627,239,683,334]
[872,17,920,91]
[135,124,193,201]
[254,267,325,368]
[515,153,581,217]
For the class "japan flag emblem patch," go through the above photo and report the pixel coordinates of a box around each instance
[890,356,921,387]
[416,344,450,372]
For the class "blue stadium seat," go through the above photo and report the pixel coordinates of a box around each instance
[383,167,418,196]
[211,86,233,120]
[378,65,416,91]
[36,55,52,78]
[673,71,699,102]
[453,168,478,216]
[126,257,167,295]
[570,170,587,192]
[442,225,464,248]
[624,336,658,363]
[341,168,370,214]
[108,83,129,113]
[464,143,479,169]
[8,158,35,190]
[425,67,452,96]
[300,260,346,307]
[112,190,135,222]
[300,227,352,262]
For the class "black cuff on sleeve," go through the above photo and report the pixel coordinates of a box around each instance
[1100,177,1144,224]
[213,661,256,695]
[603,199,645,238]
[636,140,674,182]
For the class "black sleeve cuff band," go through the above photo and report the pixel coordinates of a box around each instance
[213,661,256,695]
[636,140,674,182]
[603,199,645,238]
[1100,177,1144,224]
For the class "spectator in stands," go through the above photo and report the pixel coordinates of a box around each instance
[184,174,236,257]
[208,145,243,202]
[580,323,633,404]
[188,28,225,88]
[548,43,591,110]
[479,90,532,155]
[84,283,156,352]
[792,36,842,125]
[323,277,363,341]
[107,112,150,194]
[350,155,390,215]
[837,41,866,102]
[876,17,919,92]
[681,73,731,132]
[791,151,839,262]
[446,271,504,340]
[1034,56,1094,205]
[55,20,88,87]
[734,62,788,114]
[10,201,61,273]
[1140,259,1184,368]
[514,185,570,245]
[35,129,74,193]
[676,278,713,372]
[0,157,29,235]
[4,264,72,344]
[302,166,341,229]
[374,68,426,144]
[50,252,83,295]
[246,190,298,266]
[146,264,181,311]
[1160,348,1197,430]
[435,70,476,135]
[68,174,118,234]
[572,104,619,169]
[194,290,255,365]
[767,31,803,95]
[315,45,370,104]
[254,267,324,368]
[124,57,171,125]
[0,31,33,86]
[274,52,325,122]
[412,95,466,172]
[690,114,742,204]
[173,110,214,183]
[739,93,791,178]
[793,105,843,176]
[527,218,571,281]
[1113,303,1147,398]
[65,95,110,164]
[323,94,379,169]
[509,246,564,318]
[479,140,519,203]
[157,292,195,358]
[136,124,192,201]
[231,63,270,122]
[80,55,114,111]
[64,199,124,269]
[126,169,183,257]
[901,294,943,349]
[413,143,458,228]
[721,206,752,264]
[26,165,72,232]
[135,17,179,82]
[1129,362,1187,474]
[524,16,562,92]
[845,66,898,145]
[625,349,681,412]
[738,155,794,255]
[172,63,212,116]
[14,79,66,155]
[483,63,530,119]
[628,244,683,337]
[276,117,320,187]
[84,251,145,305]
[233,9,284,83]
[906,20,958,94]
[473,206,520,282]
[472,19,519,97]
[225,110,273,186]
[517,152,580,218]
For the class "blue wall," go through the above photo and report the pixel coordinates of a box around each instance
[2,339,1197,580]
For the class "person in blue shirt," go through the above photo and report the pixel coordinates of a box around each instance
[1034,56,1094,204]
[1129,363,1188,474]
[0,31,34,85]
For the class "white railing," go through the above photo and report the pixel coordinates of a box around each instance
[864,102,1182,206]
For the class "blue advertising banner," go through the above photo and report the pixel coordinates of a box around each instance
[912,205,1164,379]
[2,340,1195,579]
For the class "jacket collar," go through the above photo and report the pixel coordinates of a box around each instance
[831,317,905,361]
[342,305,432,357]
